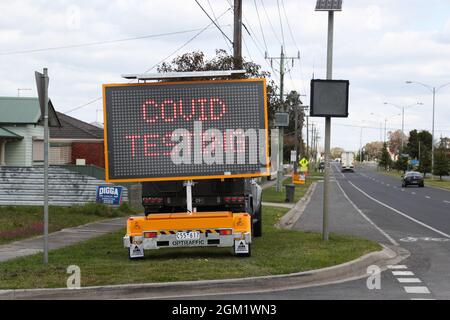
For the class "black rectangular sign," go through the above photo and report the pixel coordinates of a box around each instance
[310,79,349,117]
[103,79,269,182]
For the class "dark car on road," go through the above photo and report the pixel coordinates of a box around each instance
[401,171,424,188]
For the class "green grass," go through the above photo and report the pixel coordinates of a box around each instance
[262,178,313,203]
[0,203,138,245]
[0,206,381,289]
[378,169,450,190]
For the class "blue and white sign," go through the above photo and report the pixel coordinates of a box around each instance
[96,185,123,205]
[410,159,419,167]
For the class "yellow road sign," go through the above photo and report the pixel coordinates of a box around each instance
[299,158,309,168]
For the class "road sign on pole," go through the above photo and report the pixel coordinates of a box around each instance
[35,69,49,264]
[314,1,345,241]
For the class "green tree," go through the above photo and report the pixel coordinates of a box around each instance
[394,155,408,173]
[379,142,392,170]
[433,140,450,180]
[158,49,282,123]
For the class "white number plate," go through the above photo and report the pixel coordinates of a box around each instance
[176,231,201,241]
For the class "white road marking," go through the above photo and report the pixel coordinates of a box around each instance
[445,201,450,204]
[410,298,436,300]
[404,286,430,294]
[411,192,416,195]
[388,265,407,269]
[401,189,405,191]
[386,184,390,186]
[392,271,414,276]
[425,196,431,199]
[348,181,450,239]
[335,180,399,246]
[397,278,422,283]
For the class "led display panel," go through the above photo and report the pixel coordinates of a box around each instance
[310,79,349,117]
[103,79,269,182]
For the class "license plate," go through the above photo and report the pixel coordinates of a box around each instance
[176,231,201,241]
[412,181,418,184]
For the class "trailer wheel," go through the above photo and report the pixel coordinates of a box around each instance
[252,206,262,238]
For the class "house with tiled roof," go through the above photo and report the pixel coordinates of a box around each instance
[0,97,60,166]
[49,112,105,167]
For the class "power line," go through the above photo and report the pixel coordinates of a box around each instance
[281,0,299,51]
[281,0,306,97]
[65,9,231,115]
[143,9,231,74]
[194,0,233,45]
[276,0,286,47]
[253,0,269,53]
[260,0,282,45]
[0,27,217,56]
[206,0,233,52]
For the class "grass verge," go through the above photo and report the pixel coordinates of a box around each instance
[262,178,313,203]
[0,205,381,289]
[0,203,138,245]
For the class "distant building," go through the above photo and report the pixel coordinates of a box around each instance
[49,112,105,168]
[0,97,105,168]
[0,97,60,166]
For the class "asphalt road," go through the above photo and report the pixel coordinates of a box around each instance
[187,163,450,300]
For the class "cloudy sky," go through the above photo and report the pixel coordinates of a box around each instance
[1,0,449,151]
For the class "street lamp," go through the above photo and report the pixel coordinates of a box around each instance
[315,0,343,242]
[383,101,423,151]
[370,112,401,143]
[406,81,450,178]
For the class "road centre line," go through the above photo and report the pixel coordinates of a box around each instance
[348,181,450,239]
[335,180,399,246]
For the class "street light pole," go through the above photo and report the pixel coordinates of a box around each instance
[383,102,423,151]
[406,81,450,178]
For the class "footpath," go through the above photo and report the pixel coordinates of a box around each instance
[0,218,126,263]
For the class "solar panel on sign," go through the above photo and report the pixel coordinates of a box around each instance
[315,0,342,11]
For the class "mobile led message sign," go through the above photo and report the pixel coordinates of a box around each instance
[103,79,269,182]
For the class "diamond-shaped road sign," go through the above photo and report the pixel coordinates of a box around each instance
[299,158,309,168]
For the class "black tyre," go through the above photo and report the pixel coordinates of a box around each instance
[419,183,424,188]
[252,206,262,238]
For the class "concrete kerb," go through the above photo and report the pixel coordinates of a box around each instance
[276,182,318,230]
[0,177,409,299]
[0,245,409,300]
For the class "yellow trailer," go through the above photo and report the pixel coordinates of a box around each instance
[124,211,252,258]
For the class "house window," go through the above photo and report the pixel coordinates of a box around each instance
[32,139,44,163]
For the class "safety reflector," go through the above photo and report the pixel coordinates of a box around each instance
[219,229,232,236]
[144,232,158,238]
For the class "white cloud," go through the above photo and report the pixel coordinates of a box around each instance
[0,0,450,150]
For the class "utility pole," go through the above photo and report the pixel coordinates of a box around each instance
[233,0,242,70]
[266,46,300,192]
[306,115,309,157]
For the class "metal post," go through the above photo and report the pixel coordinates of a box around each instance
[276,46,285,192]
[360,127,363,163]
[322,11,334,241]
[401,107,405,151]
[431,87,435,179]
[43,68,49,264]
[184,180,194,214]
[294,105,299,173]
[233,0,242,70]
